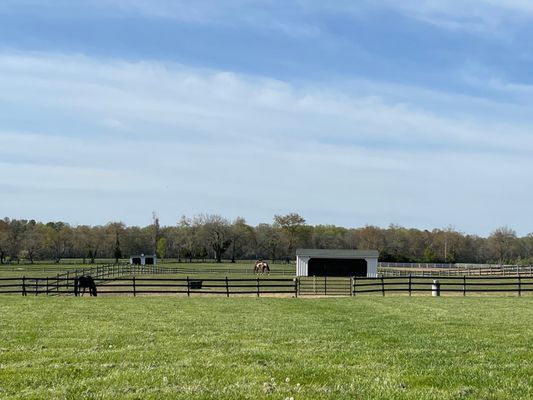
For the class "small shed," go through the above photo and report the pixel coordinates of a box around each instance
[296,249,378,277]
[130,254,157,266]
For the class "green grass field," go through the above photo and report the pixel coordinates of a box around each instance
[1,297,532,399]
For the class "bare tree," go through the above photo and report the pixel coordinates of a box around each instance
[0,218,9,264]
[229,217,254,263]
[198,215,231,263]
[44,222,72,263]
[21,221,44,264]
[152,212,160,255]
[489,226,517,265]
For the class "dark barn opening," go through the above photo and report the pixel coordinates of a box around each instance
[308,258,367,277]
[132,257,141,265]
[144,257,154,265]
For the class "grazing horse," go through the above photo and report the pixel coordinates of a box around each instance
[74,276,98,297]
[253,260,270,275]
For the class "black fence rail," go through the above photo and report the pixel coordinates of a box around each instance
[298,276,533,296]
[43,263,160,295]
[3,274,533,298]
[0,276,298,297]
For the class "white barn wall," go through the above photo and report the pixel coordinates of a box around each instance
[366,258,378,277]
[297,256,310,276]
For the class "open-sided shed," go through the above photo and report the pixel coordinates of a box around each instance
[129,254,157,266]
[296,249,379,277]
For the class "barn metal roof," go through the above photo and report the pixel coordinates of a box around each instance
[296,249,379,258]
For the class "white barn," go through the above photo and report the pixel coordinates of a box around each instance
[296,249,379,277]
[129,254,157,266]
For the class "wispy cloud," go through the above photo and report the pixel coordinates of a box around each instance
[1,52,533,233]
[374,0,533,33]
[5,1,533,30]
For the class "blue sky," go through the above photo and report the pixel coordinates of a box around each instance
[1,1,533,235]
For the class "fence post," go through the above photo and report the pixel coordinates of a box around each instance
[257,277,260,297]
[66,271,70,293]
[187,276,190,297]
[518,275,522,297]
[133,276,136,297]
[408,274,412,297]
[35,279,38,296]
[56,274,60,293]
[353,276,357,297]
[350,276,354,297]
[46,277,49,295]
[294,278,298,298]
[22,276,26,296]
[463,276,466,296]
[225,276,230,298]
[381,276,385,297]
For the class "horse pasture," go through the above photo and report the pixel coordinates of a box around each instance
[1,297,532,399]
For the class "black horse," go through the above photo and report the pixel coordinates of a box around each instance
[74,276,97,297]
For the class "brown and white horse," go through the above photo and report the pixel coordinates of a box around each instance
[253,260,270,275]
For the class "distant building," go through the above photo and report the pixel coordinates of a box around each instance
[129,254,157,266]
[296,249,378,277]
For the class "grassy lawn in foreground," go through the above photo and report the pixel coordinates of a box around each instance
[0,297,532,399]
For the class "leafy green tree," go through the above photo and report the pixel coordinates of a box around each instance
[422,247,438,263]
[273,213,306,261]
[156,237,167,260]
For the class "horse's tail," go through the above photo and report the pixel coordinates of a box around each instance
[74,278,78,297]
[92,284,98,297]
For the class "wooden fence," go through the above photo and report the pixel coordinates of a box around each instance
[297,276,533,296]
[2,264,533,297]
[0,276,297,297]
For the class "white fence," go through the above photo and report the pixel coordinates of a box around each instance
[378,262,533,276]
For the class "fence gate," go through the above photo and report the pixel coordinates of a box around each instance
[298,276,352,296]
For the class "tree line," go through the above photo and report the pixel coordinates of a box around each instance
[0,213,531,265]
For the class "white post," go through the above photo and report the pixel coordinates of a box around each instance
[432,279,441,297]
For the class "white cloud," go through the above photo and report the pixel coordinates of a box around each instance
[1,52,533,234]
